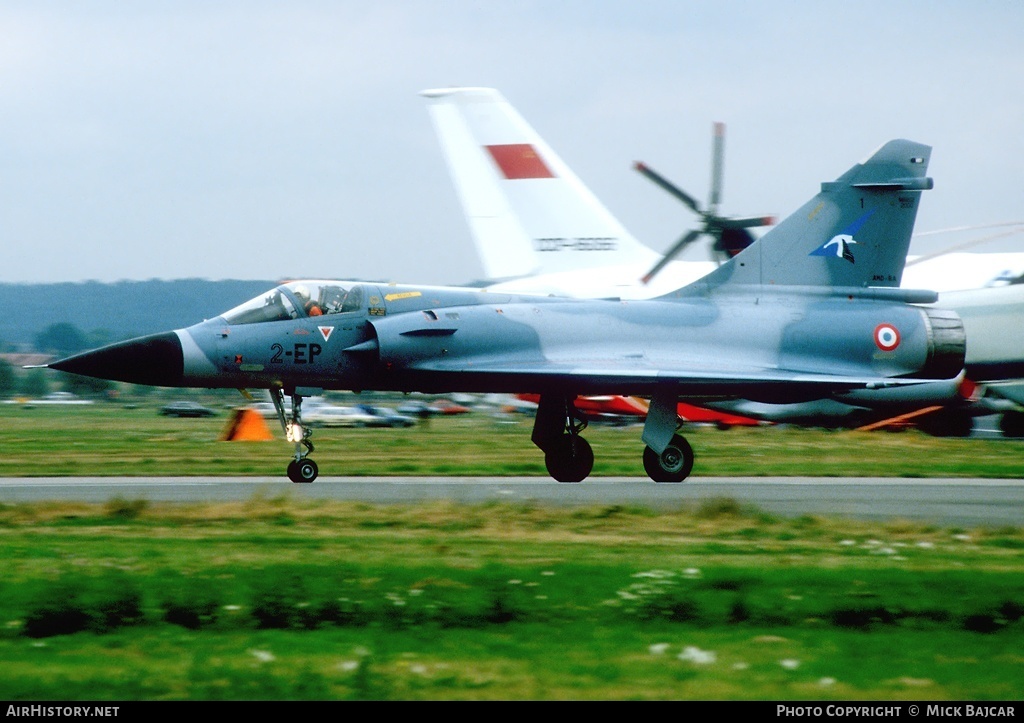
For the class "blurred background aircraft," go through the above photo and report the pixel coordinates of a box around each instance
[422,87,1024,298]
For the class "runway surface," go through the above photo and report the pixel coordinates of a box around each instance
[2,476,1022,528]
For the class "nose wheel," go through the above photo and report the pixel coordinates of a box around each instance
[287,458,319,484]
[271,389,319,483]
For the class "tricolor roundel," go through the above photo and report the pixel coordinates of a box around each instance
[874,323,901,352]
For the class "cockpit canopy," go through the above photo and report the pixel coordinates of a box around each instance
[222,281,366,325]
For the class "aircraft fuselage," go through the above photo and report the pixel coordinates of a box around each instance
[56,281,963,405]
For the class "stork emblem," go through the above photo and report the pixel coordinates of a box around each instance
[820,234,857,263]
[810,210,875,264]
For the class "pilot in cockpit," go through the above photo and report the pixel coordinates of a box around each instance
[292,285,324,317]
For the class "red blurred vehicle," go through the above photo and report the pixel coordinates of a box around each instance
[518,394,761,428]
[429,399,472,415]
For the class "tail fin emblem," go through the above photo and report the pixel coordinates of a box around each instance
[810,210,875,265]
[821,234,857,263]
[484,144,555,180]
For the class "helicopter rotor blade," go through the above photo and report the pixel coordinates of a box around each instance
[636,123,777,281]
[716,215,777,230]
[634,161,702,215]
[708,122,725,211]
[641,228,703,284]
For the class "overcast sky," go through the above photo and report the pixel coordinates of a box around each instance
[2,1,1022,285]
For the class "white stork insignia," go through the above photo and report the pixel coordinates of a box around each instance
[810,210,875,264]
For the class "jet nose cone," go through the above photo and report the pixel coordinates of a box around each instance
[49,332,184,387]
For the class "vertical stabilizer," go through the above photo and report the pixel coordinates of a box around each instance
[421,87,659,280]
[694,139,933,291]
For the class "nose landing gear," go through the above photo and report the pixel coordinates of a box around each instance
[271,389,319,483]
[286,457,319,484]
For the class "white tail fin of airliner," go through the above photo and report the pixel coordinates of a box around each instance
[421,87,660,281]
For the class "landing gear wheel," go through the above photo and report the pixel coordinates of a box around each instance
[643,434,694,483]
[918,408,973,437]
[287,458,318,483]
[999,410,1024,439]
[545,435,594,483]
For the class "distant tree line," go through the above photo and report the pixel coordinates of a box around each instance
[0,279,298,401]
[0,279,276,347]
[34,322,91,357]
[0,359,14,396]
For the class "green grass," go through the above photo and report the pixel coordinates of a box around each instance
[1,403,1022,699]
[0,498,1021,700]
[3,403,1024,478]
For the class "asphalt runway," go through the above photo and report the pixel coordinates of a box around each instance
[1,476,1022,528]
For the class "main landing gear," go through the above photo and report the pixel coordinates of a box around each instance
[640,392,694,483]
[642,434,694,483]
[270,389,319,483]
[531,395,594,483]
[530,392,696,483]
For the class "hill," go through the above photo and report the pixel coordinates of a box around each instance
[0,279,277,349]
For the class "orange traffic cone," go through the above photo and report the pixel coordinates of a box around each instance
[220,408,274,441]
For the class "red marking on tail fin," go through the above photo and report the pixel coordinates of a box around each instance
[485,144,555,179]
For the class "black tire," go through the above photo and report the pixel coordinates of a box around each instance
[287,458,318,483]
[643,434,694,483]
[918,409,973,438]
[544,435,594,483]
[999,410,1024,439]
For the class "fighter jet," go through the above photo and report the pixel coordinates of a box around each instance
[45,138,964,483]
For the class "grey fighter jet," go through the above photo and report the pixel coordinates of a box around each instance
[46,139,965,483]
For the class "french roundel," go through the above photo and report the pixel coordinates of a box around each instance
[874,323,900,352]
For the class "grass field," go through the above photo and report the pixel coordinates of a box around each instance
[0,402,1021,700]
[0,497,1021,700]
[3,402,1024,478]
